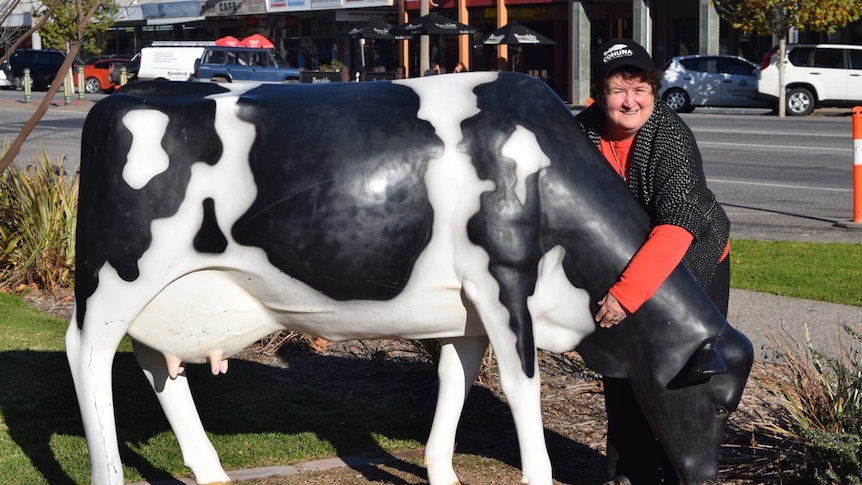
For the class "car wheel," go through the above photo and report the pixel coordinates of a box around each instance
[786,87,815,116]
[211,76,230,83]
[662,88,692,113]
[84,77,102,93]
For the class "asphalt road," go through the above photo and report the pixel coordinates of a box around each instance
[682,108,861,244]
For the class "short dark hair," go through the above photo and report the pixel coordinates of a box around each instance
[591,66,663,101]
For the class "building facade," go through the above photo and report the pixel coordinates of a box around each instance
[3,0,861,104]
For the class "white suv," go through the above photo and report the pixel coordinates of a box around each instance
[757,43,862,116]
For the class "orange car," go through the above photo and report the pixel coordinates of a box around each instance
[73,57,129,93]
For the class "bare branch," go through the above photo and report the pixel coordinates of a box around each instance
[0,0,102,174]
[0,0,61,66]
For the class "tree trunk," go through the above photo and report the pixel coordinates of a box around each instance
[777,37,786,118]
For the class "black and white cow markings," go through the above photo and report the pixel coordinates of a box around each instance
[67,73,752,485]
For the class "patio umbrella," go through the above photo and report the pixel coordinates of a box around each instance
[396,13,476,36]
[483,21,555,45]
[484,21,554,71]
[240,34,275,49]
[344,19,404,40]
[215,35,240,46]
[344,20,409,73]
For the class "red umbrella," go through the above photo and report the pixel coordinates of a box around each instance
[240,34,275,49]
[215,36,240,46]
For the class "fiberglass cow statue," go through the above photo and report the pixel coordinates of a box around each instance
[66,72,753,485]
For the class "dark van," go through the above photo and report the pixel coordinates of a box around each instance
[8,49,67,90]
[194,46,300,83]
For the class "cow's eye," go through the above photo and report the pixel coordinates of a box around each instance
[714,404,728,418]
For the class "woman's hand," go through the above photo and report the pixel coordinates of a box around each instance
[595,292,628,328]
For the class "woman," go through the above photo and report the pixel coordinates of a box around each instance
[576,39,731,485]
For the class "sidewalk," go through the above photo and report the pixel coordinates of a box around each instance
[0,94,98,113]
[729,288,862,361]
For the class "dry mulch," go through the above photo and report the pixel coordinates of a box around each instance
[23,288,794,485]
[233,338,793,485]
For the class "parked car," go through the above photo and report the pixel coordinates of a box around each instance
[7,49,69,90]
[82,53,134,65]
[137,42,211,81]
[658,54,767,113]
[0,60,12,89]
[194,45,300,83]
[73,57,130,93]
[109,54,140,86]
[757,43,862,116]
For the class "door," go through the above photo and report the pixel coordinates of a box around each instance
[716,57,760,107]
[806,47,847,102]
[678,57,721,106]
[847,48,862,103]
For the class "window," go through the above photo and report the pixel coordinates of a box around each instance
[849,49,862,70]
[680,57,717,73]
[719,58,755,76]
[788,47,815,67]
[811,48,845,69]
[205,50,225,65]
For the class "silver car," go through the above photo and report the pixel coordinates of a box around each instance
[659,54,768,112]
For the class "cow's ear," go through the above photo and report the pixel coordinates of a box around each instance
[686,341,729,381]
[667,340,729,389]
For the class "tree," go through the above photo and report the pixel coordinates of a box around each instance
[712,0,862,117]
[1,0,24,54]
[0,0,61,65]
[33,0,119,55]
[0,0,104,173]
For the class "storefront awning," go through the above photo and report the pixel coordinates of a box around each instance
[146,15,205,24]
[141,1,205,24]
[1,12,32,28]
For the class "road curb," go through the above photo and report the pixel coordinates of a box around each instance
[126,455,396,484]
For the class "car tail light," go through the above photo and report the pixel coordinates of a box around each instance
[759,46,778,70]
[659,60,671,72]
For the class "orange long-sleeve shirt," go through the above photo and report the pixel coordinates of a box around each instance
[599,135,694,313]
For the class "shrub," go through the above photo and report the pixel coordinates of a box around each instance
[0,146,78,291]
[762,323,862,484]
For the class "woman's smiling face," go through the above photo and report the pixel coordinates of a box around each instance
[601,72,655,140]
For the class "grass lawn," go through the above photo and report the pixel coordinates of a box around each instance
[0,238,858,484]
[730,239,862,307]
[0,293,430,484]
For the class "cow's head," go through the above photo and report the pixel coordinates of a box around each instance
[578,268,754,484]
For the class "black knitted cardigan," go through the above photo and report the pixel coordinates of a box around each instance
[575,99,730,291]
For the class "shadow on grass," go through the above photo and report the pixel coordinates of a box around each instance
[0,348,604,485]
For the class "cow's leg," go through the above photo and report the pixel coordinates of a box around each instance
[424,335,489,485]
[66,306,131,485]
[463,280,552,485]
[132,340,231,485]
[493,342,549,484]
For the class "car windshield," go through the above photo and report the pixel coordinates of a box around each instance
[271,50,288,68]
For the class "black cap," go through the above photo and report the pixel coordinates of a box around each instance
[595,39,654,80]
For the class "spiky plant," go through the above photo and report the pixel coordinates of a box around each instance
[0,145,78,291]
[759,323,862,484]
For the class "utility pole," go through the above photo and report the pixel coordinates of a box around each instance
[496,0,507,70]
[420,0,429,75]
